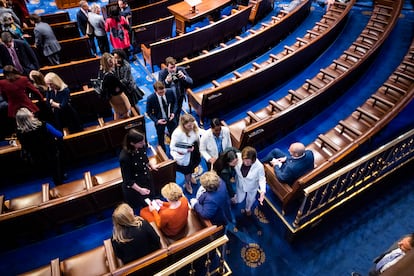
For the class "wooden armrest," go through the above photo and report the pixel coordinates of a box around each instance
[296,37,308,46]
[233,71,242,79]
[269,100,284,111]
[318,134,340,152]
[269,54,278,61]
[356,107,380,121]
[42,183,50,202]
[338,120,362,137]
[246,111,260,122]
[305,79,322,90]
[394,71,414,82]
[371,94,394,108]
[288,89,304,100]
[306,30,320,37]
[252,62,261,70]
[284,45,295,54]
[383,82,406,96]
[320,68,337,79]
[212,80,220,87]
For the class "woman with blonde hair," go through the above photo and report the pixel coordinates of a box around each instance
[170,114,201,194]
[44,72,83,132]
[111,203,161,264]
[29,70,48,96]
[140,182,189,238]
[99,52,132,120]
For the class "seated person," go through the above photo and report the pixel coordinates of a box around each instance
[190,171,231,226]
[262,142,314,185]
[369,233,414,276]
[111,203,161,264]
[140,182,189,238]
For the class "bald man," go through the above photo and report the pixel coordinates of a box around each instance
[262,142,314,185]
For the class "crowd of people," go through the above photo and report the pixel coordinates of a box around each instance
[0,0,353,269]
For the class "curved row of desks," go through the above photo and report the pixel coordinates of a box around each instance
[264,0,409,212]
[228,0,402,150]
[187,0,354,122]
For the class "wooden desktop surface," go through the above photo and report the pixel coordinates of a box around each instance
[168,0,232,33]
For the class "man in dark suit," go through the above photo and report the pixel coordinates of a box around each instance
[1,31,39,75]
[146,81,178,151]
[76,0,97,55]
[0,41,12,68]
[262,142,314,185]
[158,56,193,123]
[369,233,414,276]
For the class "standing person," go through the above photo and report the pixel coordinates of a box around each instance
[15,107,65,185]
[140,182,189,239]
[158,57,193,122]
[111,203,161,264]
[77,0,97,55]
[213,147,239,204]
[113,49,144,105]
[1,31,39,75]
[146,81,177,151]
[200,118,232,170]
[170,114,201,195]
[44,72,83,133]
[119,129,159,211]
[29,13,61,65]
[29,70,48,96]
[88,3,110,55]
[105,5,131,59]
[7,0,29,27]
[190,171,232,226]
[235,146,266,216]
[261,142,314,185]
[99,52,132,120]
[0,65,44,118]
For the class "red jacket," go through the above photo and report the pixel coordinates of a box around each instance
[0,76,44,117]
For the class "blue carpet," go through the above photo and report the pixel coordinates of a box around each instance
[1,1,414,275]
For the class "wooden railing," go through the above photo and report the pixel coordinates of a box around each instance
[289,128,414,233]
[264,11,410,213]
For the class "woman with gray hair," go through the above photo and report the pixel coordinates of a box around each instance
[88,3,110,54]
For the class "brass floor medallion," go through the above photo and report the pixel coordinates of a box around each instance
[241,243,265,268]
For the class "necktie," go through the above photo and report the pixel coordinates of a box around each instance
[376,249,403,273]
[8,47,23,73]
[161,96,169,118]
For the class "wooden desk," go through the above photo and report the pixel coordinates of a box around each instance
[168,0,232,34]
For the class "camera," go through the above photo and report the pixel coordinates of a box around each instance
[171,71,181,82]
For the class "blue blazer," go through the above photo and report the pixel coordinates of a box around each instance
[275,150,314,185]
[146,89,177,123]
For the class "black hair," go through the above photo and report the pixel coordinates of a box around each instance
[210,118,222,129]
[213,147,238,174]
[123,128,145,152]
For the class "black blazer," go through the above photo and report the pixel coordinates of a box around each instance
[76,9,88,36]
[13,39,40,75]
[146,88,177,123]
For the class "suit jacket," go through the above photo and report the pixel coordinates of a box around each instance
[34,22,61,57]
[146,89,177,123]
[158,66,193,103]
[0,76,43,117]
[274,150,314,185]
[200,126,232,162]
[76,9,89,36]
[13,39,40,75]
[0,43,12,68]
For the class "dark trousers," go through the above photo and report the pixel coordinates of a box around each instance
[96,35,110,55]
[155,120,177,151]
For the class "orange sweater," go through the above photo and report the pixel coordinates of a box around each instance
[140,197,189,237]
